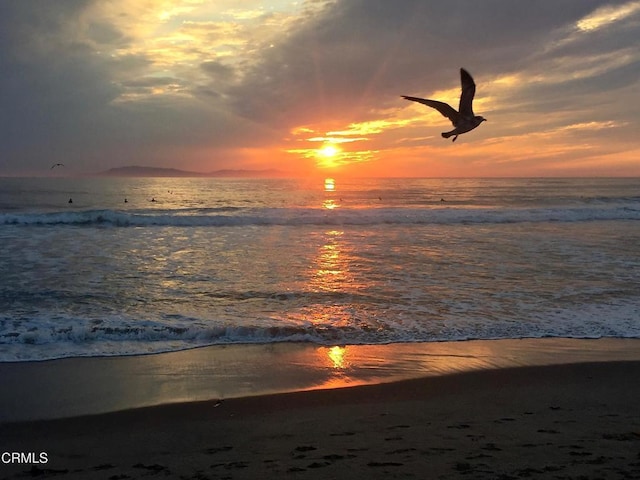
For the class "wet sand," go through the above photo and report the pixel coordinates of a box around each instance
[2,341,640,479]
[2,338,640,423]
[1,362,639,479]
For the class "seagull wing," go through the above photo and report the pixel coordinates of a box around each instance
[458,68,476,117]
[402,96,459,123]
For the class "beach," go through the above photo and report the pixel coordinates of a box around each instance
[2,339,640,479]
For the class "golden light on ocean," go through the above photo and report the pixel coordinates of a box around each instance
[324,177,336,191]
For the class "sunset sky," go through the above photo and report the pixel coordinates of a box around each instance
[1,0,639,177]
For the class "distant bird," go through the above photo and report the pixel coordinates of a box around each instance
[51,163,65,169]
[402,68,486,142]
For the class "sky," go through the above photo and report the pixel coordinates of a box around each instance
[0,0,639,177]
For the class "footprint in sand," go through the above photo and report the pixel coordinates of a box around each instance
[204,446,233,454]
[294,445,317,452]
[132,463,169,473]
[367,461,403,467]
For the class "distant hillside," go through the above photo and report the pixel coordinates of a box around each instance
[98,166,286,177]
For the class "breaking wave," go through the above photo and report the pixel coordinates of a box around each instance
[2,204,640,228]
[2,302,639,362]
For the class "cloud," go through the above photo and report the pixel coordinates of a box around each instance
[576,0,640,31]
[0,0,638,175]
[230,0,610,111]
[227,1,632,136]
[0,0,261,172]
[0,2,120,160]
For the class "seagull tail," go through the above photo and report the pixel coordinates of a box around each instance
[442,132,459,142]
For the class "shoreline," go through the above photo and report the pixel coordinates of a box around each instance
[1,337,640,423]
[2,359,640,479]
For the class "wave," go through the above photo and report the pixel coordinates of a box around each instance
[2,298,640,362]
[2,204,640,228]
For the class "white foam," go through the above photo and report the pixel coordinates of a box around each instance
[2,204,639,228]
[2,299,639,362]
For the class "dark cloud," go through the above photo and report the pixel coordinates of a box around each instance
[201,61,236,79]
[0,1,117,168]
[0,4,222,172]
[227,0,610,124]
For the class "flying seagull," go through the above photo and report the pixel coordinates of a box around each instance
[402,68,486,142]
[51,163,65,169]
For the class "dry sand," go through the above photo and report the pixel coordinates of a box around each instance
[2,360,640,479]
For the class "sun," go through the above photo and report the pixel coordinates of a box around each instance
[319,144,340,158]
[316,144,342,168]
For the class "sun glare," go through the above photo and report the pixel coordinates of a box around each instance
[319,144,340,158]
[315,144,342,169]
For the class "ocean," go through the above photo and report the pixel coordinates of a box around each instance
[1,176,639,362]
